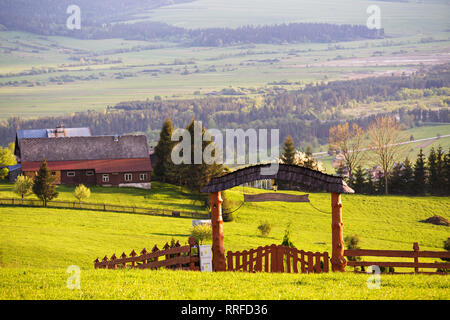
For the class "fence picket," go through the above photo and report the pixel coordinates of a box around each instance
[307,252,314,273]
[242,250,248,272]
[227,251,234,271]
[0,197,208,219]
[314,252,322,273]
[292,249,299,273]
[323,252,329,273]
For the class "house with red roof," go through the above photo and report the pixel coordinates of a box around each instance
[15,126,152,189]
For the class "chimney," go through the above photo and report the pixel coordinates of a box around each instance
[55,124,66,137]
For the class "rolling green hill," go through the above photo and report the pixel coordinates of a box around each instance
[0,182,448,299]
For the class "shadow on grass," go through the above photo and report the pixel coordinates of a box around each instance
[151,232,191,238]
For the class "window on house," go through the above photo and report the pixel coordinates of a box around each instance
[102,174,109,182]
[140,173,148,181]
[124,173,132,181]
[51,171,56,176]
[86,171,94,176]
[67,171,75,177]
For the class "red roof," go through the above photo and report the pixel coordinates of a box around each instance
[21,158,152,173]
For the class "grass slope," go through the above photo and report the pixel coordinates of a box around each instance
[0,182,448,299]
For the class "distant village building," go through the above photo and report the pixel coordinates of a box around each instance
[370,165,383,180]
[332,153,349,178]
[14,126,152,189]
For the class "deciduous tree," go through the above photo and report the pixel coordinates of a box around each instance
[367,117,407,194]
[13,175,34,203]
[329,123,365,186]
[74,184,91,204]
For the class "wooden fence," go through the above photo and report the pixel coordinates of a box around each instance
[94,237,200,271]
[0,197,209,219]
[345,242,450,274]
[227,244,329,273]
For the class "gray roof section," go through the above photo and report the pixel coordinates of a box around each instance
[16,127,91,140]
[20,135,150,162]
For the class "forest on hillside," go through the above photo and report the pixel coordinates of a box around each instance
[0,0,383,45]
[1,64,449,147]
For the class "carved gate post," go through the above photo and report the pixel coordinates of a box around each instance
[331,192,346,272]
[210,191,226,271]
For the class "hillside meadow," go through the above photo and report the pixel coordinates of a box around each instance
[0,182,448,299]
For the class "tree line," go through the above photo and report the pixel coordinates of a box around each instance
[1,63,448,148]
[0,0,382,46]
[351,147,450,196]
[326,116,450,196]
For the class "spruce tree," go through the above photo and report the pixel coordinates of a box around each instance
[32,159,58,207]
[445,148,450,195]
[389,163,403,195]
[352,166,367,194]
[402,157,414,195]
[413,149,426,195]
[366,170,375,195]
[303,146,316,170]
[435,146,445,195]
[153,118,176,183]
[279,135,296,189]
[427,147,438,194]
[280,135,296,165]
[178,120,224,193]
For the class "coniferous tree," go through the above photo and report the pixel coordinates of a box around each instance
[279,135,296,189]
[32,159,58,207]
[280,135,296,165]
[402,157,414,195]
[444,148,450,195]
[427,147,438,195]
[435,146,445,195]
[413,149,426,195]
[375,172,385,195]
[153,118,176,183]
[389,163,403,195]
[352,166,367,194]
[177,119,224,193]
[366,170,375,194]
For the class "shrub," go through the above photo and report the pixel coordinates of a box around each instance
[443,238,450,262]
[257,221,272,237]
[344,235,362,270]
[222,191,236,222]
[191,224,212,245]
[13,175,34,202]
[0,167,9,180]
[74,184,91,204]
[281,222,295,248]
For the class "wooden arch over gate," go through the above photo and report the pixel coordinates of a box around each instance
[200,163,355,272]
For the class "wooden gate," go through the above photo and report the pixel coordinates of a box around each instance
[226,244,329,273]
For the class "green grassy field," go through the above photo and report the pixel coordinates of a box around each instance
[143,0,450,37]
[0,182,448,299]
[1,29,449,119]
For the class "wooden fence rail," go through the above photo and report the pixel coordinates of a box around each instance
[344,242,450,274]
[0,197,209,219]
[94,237,200,271]
[227,244,329,274]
